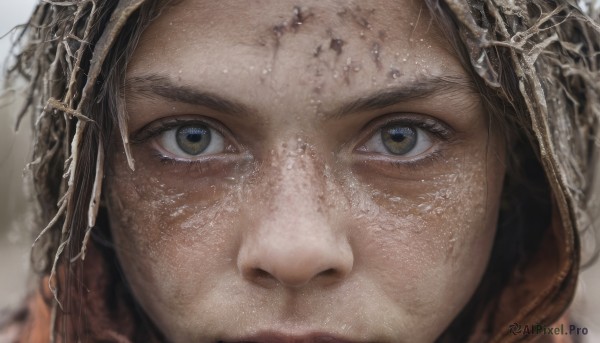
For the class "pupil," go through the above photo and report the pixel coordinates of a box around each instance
[389,130,407,142]
[187,132,203,143]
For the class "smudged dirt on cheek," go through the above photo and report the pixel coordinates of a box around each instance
[349,148,501,272]
[103,148,250,302]
[341,151,502,315]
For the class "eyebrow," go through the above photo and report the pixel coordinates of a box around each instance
[124,73,478,119]
[124,74,251,116]
[332,75,478,119]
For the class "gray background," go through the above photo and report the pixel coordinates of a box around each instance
[0,1,598,341]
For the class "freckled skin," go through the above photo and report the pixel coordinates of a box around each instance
[106,0,506,342]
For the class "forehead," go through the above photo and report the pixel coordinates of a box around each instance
[127,0,468,121]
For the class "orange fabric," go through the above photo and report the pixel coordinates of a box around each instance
[18,290,51,343]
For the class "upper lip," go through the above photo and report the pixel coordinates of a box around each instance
[219,331,367,343]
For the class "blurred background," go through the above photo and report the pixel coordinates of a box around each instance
[0,0,38,312]
[0,1,598,341]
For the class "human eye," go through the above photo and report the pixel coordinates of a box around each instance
[355,115,453,168]
[132,117,237,163]
[159,122,224,158]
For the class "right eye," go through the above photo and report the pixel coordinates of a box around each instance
[158,123,226,158]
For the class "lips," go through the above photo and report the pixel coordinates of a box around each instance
[218,332,365,343]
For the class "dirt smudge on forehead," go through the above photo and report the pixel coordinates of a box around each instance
[270,5,314,50]
[371,41,382,70]
[336,5,375,31]
[329,38,345,55]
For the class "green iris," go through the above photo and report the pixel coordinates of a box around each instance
[176,125,211,155]
[381,124,417,155]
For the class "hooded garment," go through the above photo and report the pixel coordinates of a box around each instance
[0,0,598,342]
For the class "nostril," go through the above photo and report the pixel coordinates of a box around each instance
[252,268,272,280]
[319,268,338,277]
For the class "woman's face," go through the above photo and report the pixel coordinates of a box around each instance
[106,0,506,342]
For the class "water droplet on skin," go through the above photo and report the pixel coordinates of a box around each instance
[223,69,228,74]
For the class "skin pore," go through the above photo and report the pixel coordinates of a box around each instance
[105,0,506,342]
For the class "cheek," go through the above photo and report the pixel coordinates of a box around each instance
[349,145,504,322]
[104,150,244,316]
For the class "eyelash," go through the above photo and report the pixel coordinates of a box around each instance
[132,118,219,143]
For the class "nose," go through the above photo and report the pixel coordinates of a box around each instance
[237,158,353,288]
[238,226,354,288]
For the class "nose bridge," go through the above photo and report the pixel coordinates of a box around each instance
[237,145,353,288]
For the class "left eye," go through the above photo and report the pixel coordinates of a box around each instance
[360,123,434,157]
[158,123,225,158]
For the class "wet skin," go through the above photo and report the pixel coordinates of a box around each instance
[106,0,506,342]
